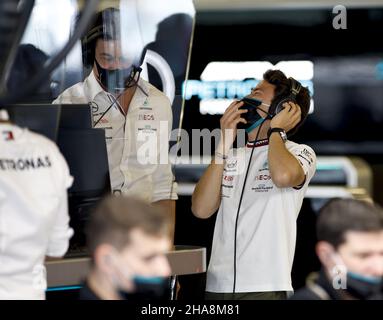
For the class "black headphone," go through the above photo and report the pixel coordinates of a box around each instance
[269,77,302,117]
[81,8,146,69]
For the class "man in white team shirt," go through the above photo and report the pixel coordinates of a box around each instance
[0,110,73,300]
[53,8,177,240]
[192,70,316,300]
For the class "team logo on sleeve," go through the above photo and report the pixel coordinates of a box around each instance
[297,148,314,166]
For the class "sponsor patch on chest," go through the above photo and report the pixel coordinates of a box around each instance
[138,113,155,121]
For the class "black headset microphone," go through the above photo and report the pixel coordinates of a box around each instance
[231,78,302,296]
[93,65,146,127]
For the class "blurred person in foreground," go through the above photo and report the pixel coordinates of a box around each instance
[291,198,383,300]
[0,109,73,299]
[79,196,172,300]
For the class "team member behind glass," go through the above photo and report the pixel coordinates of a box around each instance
[53,8,177,241]
[291,198,383,300]
[192,70,316,300]
[80,196,172,300]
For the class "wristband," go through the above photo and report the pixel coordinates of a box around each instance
[267,127,287,142]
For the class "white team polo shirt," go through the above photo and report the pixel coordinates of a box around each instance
[53,71,177,202]
[206,139,316,293]
[0,123,73,299]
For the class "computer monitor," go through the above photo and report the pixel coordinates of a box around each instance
[50,104,111,197]
[58,104,93,129]
[3,104,60,142]
[55,105,110,248]
[57,128,110,197]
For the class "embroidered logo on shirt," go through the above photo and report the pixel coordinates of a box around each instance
[90,101,99,113]
[259,160,269,172]
[138,114,155,121]
[255,174,272,181]
[226,159,237,169]
[2,131,14,141]
[0,156,52,171]
[137,124,157,132]
[252,184,273,192]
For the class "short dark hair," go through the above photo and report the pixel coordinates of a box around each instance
[263,69,311,136]
[316,198,383,249]
[86,196,171,258]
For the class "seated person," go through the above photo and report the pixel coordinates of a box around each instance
[0,109,73,300]
[80,196,172,300]
[53,8,177,241]
[291,198,383,300]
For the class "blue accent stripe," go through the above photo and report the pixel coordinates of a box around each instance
[316,164,343,170]
[348,271,382,285]
[245,118,265,133]
[133,276,164,284]
[46,285,82,292]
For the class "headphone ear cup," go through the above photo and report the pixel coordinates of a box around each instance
[272,78,301,117]
[81,38,96,68]
[274,97,292,115]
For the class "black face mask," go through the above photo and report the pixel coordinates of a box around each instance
[237,97,272,133]
[346,271,383,300]
[118,276,169,301]
[95,59,136,93]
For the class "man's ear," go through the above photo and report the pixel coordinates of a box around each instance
[94,244,117,275]
[316,241,337,270]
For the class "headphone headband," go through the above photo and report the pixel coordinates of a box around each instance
[289,77,302,97]
[83,25,106,44]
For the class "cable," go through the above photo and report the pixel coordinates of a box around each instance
[232,119,266,297]
[93,67,146,127]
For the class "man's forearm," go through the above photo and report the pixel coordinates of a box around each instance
[153,199,176,244]
[268,133,304,188]
[191,158,224,219]
[192,99,243,219]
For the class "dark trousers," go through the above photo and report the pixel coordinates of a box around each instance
[205,291,287,300]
